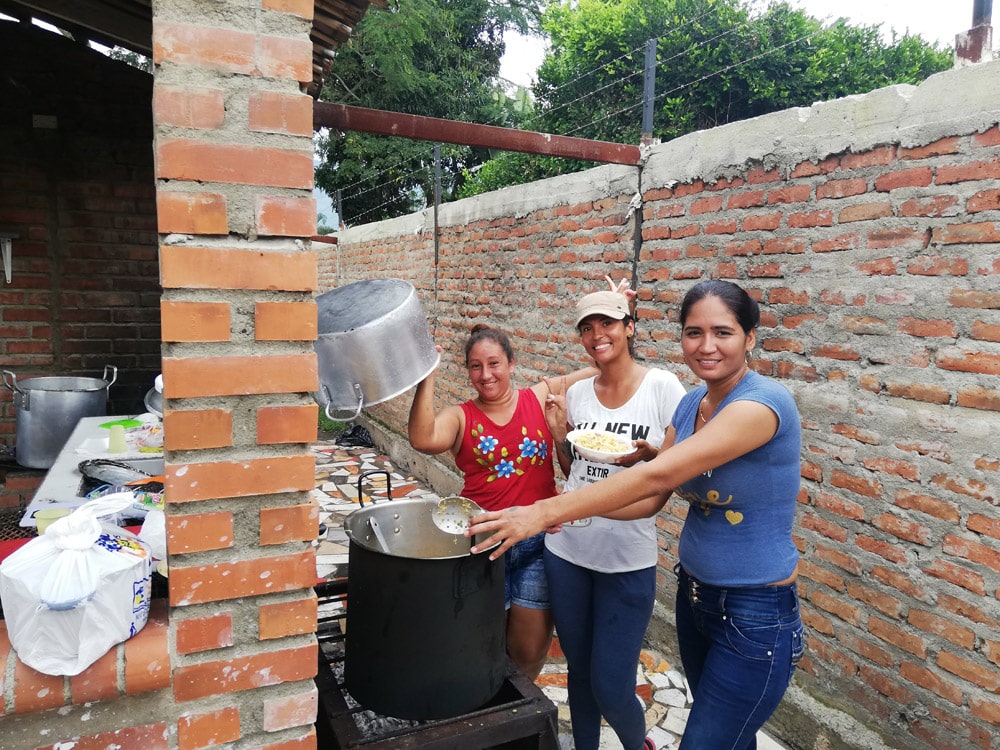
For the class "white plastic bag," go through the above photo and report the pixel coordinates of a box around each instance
[0,494,152,676]
[138,509,166,561]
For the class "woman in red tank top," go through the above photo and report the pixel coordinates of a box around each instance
[409,324,594,680]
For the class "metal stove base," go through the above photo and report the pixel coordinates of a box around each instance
[314,579,558,749]
[316,660,558,749]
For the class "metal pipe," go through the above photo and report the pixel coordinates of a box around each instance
[641,38,657,144]
[433,143,440,305]
[314,103,642,166]
[972,0,993,28]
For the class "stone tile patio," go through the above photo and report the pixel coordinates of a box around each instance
[310,439,788,750]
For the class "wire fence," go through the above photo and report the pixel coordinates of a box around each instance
[323,6,952,227]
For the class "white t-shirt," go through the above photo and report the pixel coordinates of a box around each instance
[545,368,687,573]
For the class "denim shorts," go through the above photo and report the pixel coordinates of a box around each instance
[504,532,549,610]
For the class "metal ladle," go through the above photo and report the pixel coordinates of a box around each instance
[431,496,485,535]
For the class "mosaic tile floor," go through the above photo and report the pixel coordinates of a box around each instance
[310,439,787,750]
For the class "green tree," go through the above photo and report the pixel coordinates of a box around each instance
[460,0,951,197]
[317,213,337,235]
[314,0,543,225]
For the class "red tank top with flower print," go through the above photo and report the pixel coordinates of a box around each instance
[455,389,557,512]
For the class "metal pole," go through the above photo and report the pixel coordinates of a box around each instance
[334,189,343,280]
[314,102,643,165]
[631,191,642,327]
[433,144,441,303]
[641,38,656,145]
[973,0,993,27]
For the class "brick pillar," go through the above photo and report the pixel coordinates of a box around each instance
[151,1,320,746]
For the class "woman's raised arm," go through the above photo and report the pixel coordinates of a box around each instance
[407,363,463,456]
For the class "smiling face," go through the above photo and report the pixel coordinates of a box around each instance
[681,294,755,386]
[466,339,516,402]
[578,314,633,365]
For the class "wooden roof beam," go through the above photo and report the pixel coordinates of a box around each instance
[5,0,151,53]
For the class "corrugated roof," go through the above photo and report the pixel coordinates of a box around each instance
[309,0,385,97]
[0,0,381,97]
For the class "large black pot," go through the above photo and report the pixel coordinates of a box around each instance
[343,471,506,720]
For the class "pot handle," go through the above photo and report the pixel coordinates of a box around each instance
[102,365,118,389]
[2,370,21,395]
[322,383,364,422]
[453,552,498,599]
[356,469,392,508]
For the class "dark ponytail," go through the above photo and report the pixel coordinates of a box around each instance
[465,324,514,365]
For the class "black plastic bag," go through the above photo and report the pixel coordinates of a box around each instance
[338,424,374,448]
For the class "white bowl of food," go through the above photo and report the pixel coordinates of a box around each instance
[566,429,636,463]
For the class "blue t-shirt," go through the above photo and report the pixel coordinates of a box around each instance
[672,371,801,586]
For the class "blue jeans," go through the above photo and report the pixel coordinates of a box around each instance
[545,549,655,750]
[674,566,804,750]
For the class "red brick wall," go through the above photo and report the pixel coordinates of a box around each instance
[0,23,162,448]
[322,82,1000,748]
[151,0,321,747]
[0,470,42,514]
[0,3,321,746]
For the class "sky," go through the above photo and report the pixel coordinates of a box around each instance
[500,0,988,87]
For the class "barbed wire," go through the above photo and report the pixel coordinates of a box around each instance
[333,11,825,224]
[329,8,723,201]
[563,26,822,138]
[521,21,750,133]
[518,4,737,130]
[348,189,427,226]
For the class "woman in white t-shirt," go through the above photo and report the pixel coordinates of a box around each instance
[544,281,686,750]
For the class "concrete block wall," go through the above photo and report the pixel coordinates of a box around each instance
[324,61,1000,750]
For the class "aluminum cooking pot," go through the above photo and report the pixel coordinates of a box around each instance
[346,495,484,558]
[3,366,117,469]
[314,278,439,420]
[343,472,495,559]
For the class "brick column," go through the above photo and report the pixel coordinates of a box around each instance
[151,1,320,746]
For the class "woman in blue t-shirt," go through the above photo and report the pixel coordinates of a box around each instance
[470,280,804,750]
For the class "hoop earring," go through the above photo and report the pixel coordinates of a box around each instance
[745,351,752,365]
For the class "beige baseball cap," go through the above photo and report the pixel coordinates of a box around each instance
[574,290,630,327]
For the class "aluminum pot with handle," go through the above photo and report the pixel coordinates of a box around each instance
[3,366,117,469]
[343,470,506,720]
[314,279,439,420]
